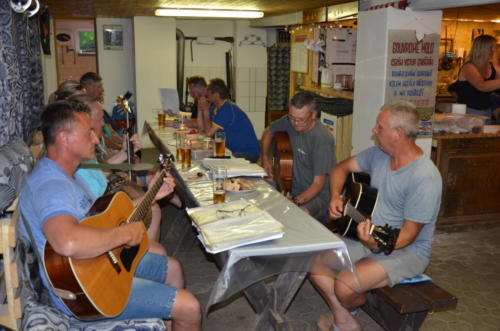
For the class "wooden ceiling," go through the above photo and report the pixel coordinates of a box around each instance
[43,0,350,18]
[43,0,500,22]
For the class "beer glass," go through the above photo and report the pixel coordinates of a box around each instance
[180,136,192,170]
[212,167,227,204]
[175,131,185,162]
[155,109,165,128]
[214,131,226,157]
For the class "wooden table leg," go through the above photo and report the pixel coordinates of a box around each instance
[252,271,308,331]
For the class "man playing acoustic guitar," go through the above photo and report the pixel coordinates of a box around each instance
[261,91,335,224]
[310,100,442,331]
[19,101,201,330]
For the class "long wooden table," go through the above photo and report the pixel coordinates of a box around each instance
[145,121,356,330]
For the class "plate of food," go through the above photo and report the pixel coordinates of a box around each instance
[223,178,257,194]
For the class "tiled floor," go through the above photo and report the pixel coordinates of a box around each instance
[160,202,500,331]
[141,147,500,331]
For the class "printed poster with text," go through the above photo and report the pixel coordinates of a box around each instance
[385,30,439,136]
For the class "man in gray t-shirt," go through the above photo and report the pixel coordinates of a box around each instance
[261,92,335,223]
[310,101,442,331]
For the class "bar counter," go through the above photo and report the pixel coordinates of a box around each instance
[431,131,500,230]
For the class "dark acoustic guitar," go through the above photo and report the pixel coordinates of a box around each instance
[42,162,170,320]
[272,131,293,195]
[330,173,400,255]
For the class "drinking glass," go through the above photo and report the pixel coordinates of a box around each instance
[214,131,226,157]
[155,109,165,128]
[180,136,192,170]
[175,131,185,162]
[211,167,227,204]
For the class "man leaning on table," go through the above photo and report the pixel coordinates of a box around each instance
[201,78,261,163]
[186,75,209,130]
[261,91,335,224]
[309,100,442,331]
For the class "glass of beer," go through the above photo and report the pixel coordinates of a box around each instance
[180,137,192,170]
[212,167,227,204]
[214,131,226,157]
[175,132,185,162]
[155,109,166,128]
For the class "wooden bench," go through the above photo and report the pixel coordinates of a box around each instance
[362,281,458,331]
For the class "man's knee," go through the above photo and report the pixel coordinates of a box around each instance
[334,279,358,304]
[172,289,201,322]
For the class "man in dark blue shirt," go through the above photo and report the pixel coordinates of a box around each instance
[201,78,260,162]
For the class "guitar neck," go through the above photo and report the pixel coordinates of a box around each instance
[129,169,166,223]
[345,202,368,224]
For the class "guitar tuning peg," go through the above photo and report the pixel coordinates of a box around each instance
[157,153,165,164]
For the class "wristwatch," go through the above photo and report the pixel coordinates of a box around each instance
[292,197,302,206]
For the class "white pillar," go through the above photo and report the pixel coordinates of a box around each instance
[352,7,442,156]
[133,17,177,147]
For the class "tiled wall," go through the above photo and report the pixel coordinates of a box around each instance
[235,67,267,114]
[235,66,267,138]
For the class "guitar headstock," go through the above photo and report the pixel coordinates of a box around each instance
[371,224,400,255]
[157,153,174,172]
[116,96,130,114]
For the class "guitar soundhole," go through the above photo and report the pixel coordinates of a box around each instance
[120,246,139,272]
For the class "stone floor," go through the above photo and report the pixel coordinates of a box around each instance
[141,147,500,331]
[159,203,500,331]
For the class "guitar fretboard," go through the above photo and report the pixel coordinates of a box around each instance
[129,169,167,223]
[345,202,367,224]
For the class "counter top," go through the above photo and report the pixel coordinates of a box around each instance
[300,85,354,100]
[432,131,500,140]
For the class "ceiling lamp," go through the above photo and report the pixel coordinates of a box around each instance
[155,8,264,19]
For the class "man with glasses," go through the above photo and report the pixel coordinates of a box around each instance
[261,91,335,223]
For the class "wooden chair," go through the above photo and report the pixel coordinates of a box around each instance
[0,207,22,330]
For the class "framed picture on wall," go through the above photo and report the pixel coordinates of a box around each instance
[76,29,96,54]
[103,25,123,50]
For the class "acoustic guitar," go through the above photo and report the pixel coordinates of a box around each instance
[272,131,293,195]
[330,173,400,255]
[42,161,170,320]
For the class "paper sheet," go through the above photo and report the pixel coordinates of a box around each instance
[186,199,284,253]
[158,88,180,114]
[202,158,267,178]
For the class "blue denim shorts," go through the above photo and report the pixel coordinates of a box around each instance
[107,252,177,320]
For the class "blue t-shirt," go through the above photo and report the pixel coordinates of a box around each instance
[356,147,442,261]
[209,101,260,158]
[75,159,108,199]
[19,158,96,315]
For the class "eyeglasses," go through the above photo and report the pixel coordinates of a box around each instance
[287,114,311,125]
[216,204,252,218]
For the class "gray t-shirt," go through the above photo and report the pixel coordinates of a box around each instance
[356,146,442,261]
[270,116,336,203]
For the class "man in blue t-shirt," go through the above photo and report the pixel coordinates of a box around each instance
[19,100,201,328]
[310,101,442,331]
[201,78,260,162]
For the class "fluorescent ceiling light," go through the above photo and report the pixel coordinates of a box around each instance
[155,8,264,19]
